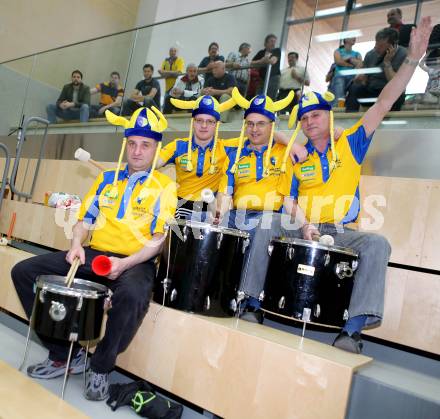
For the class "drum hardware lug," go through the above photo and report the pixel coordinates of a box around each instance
[324,253,330,266]
[236,291,246,304]
[104,296,112,310]
[204,296,211,311]
[258,290,265,301]
[351,259,358,271]
[162,277,172,292]
[76,296,83,311]
[302,307,311,322]
[49,301,67,322]
[335,262,353,279]
[182,226,188,242]
[216,232,223,250]
[314,304,321,318]
[343,309,349,321]
[278,296,285,309]
[287,247,295,260]
[242,238,250,254]
[267,244,274,256]
[69,332,78,342]
[170,288,178,302]
[39,290,46,303]
[230,299,237,313]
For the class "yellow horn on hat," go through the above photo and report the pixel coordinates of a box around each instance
[288,103,299,129]
[322,91,335,103]
[170,98,197,110]
[105,109,129,128]
[218,96,237,112]
[150,106,168,131]
[231,87,250,109]
[273,90,295,112]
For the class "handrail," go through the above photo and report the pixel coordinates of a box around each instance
[9,117,49,201]
[0,143,11,212]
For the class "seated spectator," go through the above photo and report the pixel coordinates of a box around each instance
[199,42,225,75]
[89,71,124,117]
[46,70,90,123]
[201,61,236,122]
[122,64,161,115]
[418,48,440,103]
[158,46,185,113]
[164,63,204,113]
[346,28,407,112]
[387,8,416,48]
[226,42,252,96]
[247,68,261,99]
[329,38,362,106]
[277,51,310,113]
[252,34,281,100]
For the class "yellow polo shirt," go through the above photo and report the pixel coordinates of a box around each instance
[161,57,185,91]
[78,165,177,255]
[278,118,373,224]
[218,140,287,211]
[160,137,238,201]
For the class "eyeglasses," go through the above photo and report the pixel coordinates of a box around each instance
[194,118,217,126]
[245,121,272,129]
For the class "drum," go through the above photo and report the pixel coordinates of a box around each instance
[31,275,111,341]
[262,238,358,327]
[154,219,250,317]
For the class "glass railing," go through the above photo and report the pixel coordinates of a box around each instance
[0,0,439,145]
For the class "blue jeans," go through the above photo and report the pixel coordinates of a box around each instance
[329,74,354,104]
[46,103,90,123]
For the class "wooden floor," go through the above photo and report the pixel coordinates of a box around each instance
[0,360,88,419]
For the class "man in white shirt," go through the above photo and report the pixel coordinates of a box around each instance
[226,42,252,96]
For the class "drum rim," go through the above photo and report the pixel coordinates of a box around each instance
[170,219,250,238]
[271,237,358,257]
[36,275,109,299]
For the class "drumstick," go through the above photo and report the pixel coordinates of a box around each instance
[65,258,80,288]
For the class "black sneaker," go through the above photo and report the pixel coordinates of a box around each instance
[332,331,363,354]
[84,369,109,401]
[239,307,264,324]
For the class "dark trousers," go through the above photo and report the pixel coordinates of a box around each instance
[277,88,300,114]
[122,98,159,116]
[345,83,405,112]
[11,247,155,373]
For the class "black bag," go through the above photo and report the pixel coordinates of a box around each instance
[106,380,183,419]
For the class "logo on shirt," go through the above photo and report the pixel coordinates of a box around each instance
[301,165,315,173]
[238,163,251,169]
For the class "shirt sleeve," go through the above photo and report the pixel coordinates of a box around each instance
[277,161,299,200]
[77,172,106,224]
[159,140,178,165]
[135,80,142,91]
[151,179,177,235]
[345,118,374,164]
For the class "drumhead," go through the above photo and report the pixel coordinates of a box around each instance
[36,275,109,298]
[169,219,250,239]
[271,237,358,257]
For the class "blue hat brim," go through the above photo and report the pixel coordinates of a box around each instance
[244,107,275,121]
[192,108,220,121]
[297,102,332,120]
[124,128,162,141]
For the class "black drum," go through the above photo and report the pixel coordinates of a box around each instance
[31,275,110,341]
[154,219,250,317]
[262,238,358,327]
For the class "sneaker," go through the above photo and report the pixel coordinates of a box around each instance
[27,348,86,379]
[84,369,109,401]
[332,331,363,354]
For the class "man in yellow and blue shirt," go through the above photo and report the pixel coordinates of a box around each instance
[277,15,432,353]
[11,106,177,400]
[215,87,297,323]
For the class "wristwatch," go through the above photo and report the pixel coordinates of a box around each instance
[404,57,419,67]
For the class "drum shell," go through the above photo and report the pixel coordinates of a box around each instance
[154,221,249,317]
[31,276,109,341]
[263,239,357,327]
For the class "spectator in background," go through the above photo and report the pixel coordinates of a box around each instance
[387,8,415,48]
[122,64,161,115]
[329,38,362,106]
[164,63,204,113]
[199,42,225,75]
[46,70,90,123]
[345,28,407,112]
[89,71,124,117]
[226,42,252,96]
[202,61,236,122]
[158,46,185,113]
[252,34,281,100]
[277,51,310,113]
[419,49,440,102]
